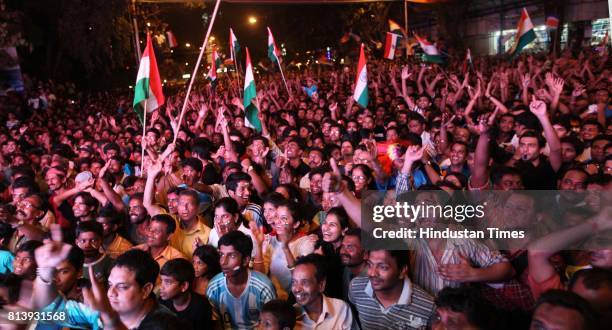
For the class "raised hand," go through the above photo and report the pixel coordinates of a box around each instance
[401,66,411,80]
[249,221,265,247]
[529,95,547,118]
[521,73,531,89]
[572,84,586,97]
[551,77,565,95]
[404,145,424,163]
[34,225,71,269]
[82,266,118,325]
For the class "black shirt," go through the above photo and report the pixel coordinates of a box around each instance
[516,156,558,190]
[137,300,191,330]
[159,293,212,330]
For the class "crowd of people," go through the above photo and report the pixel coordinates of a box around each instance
[0,41,610,330]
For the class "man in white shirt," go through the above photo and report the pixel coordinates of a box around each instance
[292,254,357,330]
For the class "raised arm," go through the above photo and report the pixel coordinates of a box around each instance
[530,96,562,172]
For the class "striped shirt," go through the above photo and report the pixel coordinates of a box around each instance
[348,276,435,330]
[410,237,508,295]
[243,202,265,228]
[207,270,277,330]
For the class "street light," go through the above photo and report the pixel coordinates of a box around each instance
[185,43,191,48]
[248,16,257,24]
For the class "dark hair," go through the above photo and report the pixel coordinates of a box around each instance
[435,286,497,329]
[295,253,327,283]
[261,300,296,329]
[75,221,104,239]
[65,245,85,272]
[74,191,99,210]
[0,273,22,304]
[520,130,546,148]
[343,227,362,240]
[11,176,37,192]
[326,207,350,229]
[491,166,523,185]
[0,222,16,245]
[263,192,287,206]
[533,290,598,330]
[214,197,240,216]
[167,186,187,197]
[16,240,43,258]
[560,135,585,157]
[182,157,204,174]
[113,249,159,288]
[276,184,303,203]
[308,166,330,180]
[368,249,410,273]
[218,231,252,260]
[160,258,195,287]
[151,214,177,235]
[177,190,199,208]
[97,206,122,225]
[225,172,251,193]
[193,245,222,279]
[23,192,49,214]
[278,200,304,227]
[568,268,612,291]
[130,192,144,203]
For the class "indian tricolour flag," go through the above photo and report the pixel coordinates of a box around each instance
[207,48,219,88]
[384,32,401,60]
[243,47,261,132]
[508,8,536,58]
[267,27,282,64]
[133,33,164,124]
[229,28,240,62]
[352,44,368,108]
[414,33,443,64]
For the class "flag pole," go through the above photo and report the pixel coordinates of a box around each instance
[404,0,409,57]
[173,0,221,144]
[140,102,147,177]
[231,45,242,98]
[276,62,291,98]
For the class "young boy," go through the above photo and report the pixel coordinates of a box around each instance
[159,258,212,330]
[259,299,296,330]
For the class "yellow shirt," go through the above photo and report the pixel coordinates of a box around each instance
[133,244,187,270]
[105,234,133,259]
[170,218,211,257]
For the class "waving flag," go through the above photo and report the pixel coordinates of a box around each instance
[596,31,609,53]
[166,31,178,48]
[267,27,282,64]
[229,28,240,62]
[388,19,406,36]
[133,34,164,124]
[207,48,219,88]
[243,48,261,132]
[508,8,536,58]
[414,33,443,64]
[352,44,368,108]
[384,32,402,60]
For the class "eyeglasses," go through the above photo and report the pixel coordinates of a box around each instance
[352,175,366,181]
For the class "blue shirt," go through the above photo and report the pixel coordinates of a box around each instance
[0,250,14,274]
[206,270,276,329]
[40,295,101,330]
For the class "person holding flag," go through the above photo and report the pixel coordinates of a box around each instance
[133,33,165,175]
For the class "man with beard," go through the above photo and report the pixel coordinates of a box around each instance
[206,231,276,329]
[292,254,357,330]
[71,192,99,224]
[75,221,113,284]
[348,249,435,329]
[127,193,150,245]
[339,228,367,301]
[8,193,49,252]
